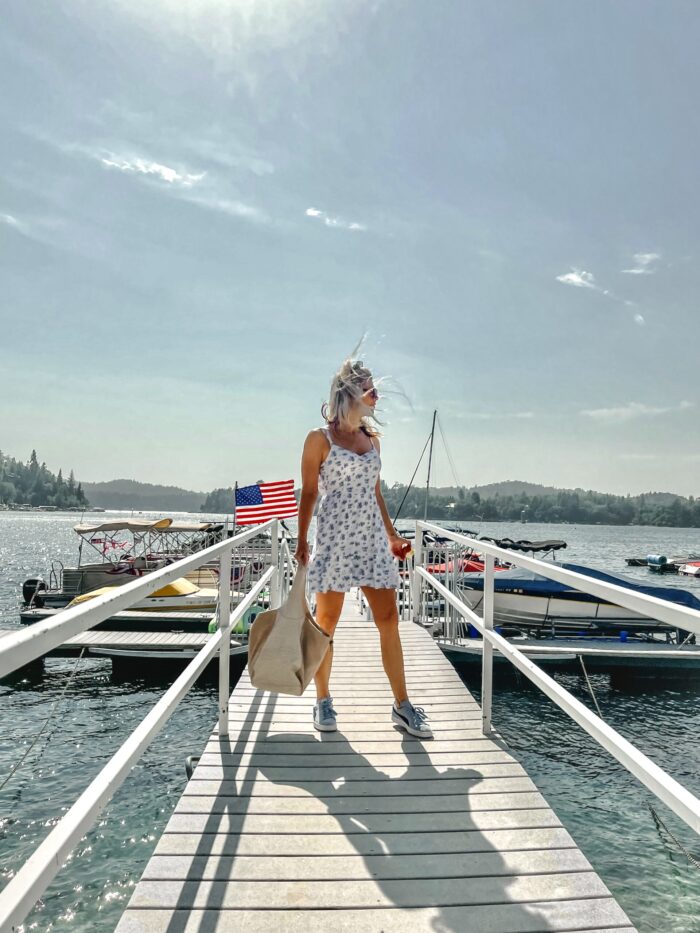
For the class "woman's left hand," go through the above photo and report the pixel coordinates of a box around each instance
[389,535,413,560]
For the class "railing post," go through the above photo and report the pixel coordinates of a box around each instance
[218,543,233,736]
[481,553,494,735]
[269,519,280,608]
[412,521,423,623]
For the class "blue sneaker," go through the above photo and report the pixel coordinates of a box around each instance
[313,696,337,732]
[392,700,433,738]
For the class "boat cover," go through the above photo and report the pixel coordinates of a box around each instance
[480,537,567,553]
[68,577,209,605]
[74,520,220,534]
[461,562,700,611]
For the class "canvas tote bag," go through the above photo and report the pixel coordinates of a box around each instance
[248,565,331,695]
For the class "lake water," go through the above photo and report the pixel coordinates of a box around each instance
[2,513,700,932]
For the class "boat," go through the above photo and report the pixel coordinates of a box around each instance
[678,561,700,578]
[646,554,680,574]
[646,554,700,574]
[457,563,700,637]
[21,518,227,611]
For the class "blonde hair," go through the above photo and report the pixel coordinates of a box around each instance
[322,357,382,436]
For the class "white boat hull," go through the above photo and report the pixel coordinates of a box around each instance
[131,592,217,611]
[458,585,662,634]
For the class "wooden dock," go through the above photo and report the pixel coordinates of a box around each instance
[442,636,700,671]
[116,595,636,932]
[0,629,246,662]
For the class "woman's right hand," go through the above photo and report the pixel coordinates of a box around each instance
[294,539,310,566]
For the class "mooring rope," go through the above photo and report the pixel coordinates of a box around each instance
[0,648,86,793]
[578,654,604,719]
[576,654,700,873]
[647,801,700,872]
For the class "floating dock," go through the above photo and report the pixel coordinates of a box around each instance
[0,628,246,663]
[441,636,700,671]
[116,595,635,932]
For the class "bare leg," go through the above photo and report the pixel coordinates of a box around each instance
[360,586,408,705]
[313,591,345,700]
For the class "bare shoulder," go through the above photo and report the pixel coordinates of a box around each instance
[303,428,330,461]
[305,428,329,449]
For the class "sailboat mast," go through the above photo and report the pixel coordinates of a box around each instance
[424,410,437,520]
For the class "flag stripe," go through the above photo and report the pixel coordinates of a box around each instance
[235,478,298,525]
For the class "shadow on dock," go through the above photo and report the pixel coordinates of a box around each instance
[158,692,559,932]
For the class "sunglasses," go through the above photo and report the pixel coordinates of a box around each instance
[363,388,379,400]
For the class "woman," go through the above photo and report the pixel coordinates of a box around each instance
[295,357,432,738]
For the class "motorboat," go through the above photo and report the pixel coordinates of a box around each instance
[21,518,227,610]
[457,563,700,637]
[678,561,700,578]
[67,577,218,611]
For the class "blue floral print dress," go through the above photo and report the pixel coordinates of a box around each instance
[308,428,400,594]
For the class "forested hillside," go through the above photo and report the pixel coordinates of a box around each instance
[0,450,89,509]
[380,481,700,527]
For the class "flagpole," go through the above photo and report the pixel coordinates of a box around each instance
[233,482,238,533]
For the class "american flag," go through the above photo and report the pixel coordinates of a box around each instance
[235,479,298,525]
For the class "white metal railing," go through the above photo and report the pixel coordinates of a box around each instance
[412,521,700,836]
[0,519,284,933]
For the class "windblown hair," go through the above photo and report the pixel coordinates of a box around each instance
[321,357,382,436]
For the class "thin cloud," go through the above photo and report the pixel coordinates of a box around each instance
[581,401,693,422]
[100,155,205,187]
[556,265,647,326]
[0,210,69,249]
[184,194,269,224]
[305,207,366,232]
[556,267,614,297]
[556,268,598,289]
[622,252,661,275]
[0,212,29,235]
[83,144,266,225]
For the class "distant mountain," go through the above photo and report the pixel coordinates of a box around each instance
[81,479,205,512]
[428,482,687,501]
[425,481,579,500]
[467,481,563,499]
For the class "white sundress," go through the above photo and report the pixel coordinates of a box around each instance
[308,428,400,594]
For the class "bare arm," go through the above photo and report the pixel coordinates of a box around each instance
[373,438,410,556]
[375,481,398,541]
[371,437,396,539]
[295,430,327,564]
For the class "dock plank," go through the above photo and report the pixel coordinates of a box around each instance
[116,902,634,933]
[126,871,611,909]
[117,600,636,933]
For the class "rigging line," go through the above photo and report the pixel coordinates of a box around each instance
[0,648,86,794]
[392,432,432,524]
[436,413,462,490]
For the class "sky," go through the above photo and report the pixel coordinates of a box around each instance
[1,0,698,497]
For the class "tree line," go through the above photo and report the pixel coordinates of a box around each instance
[0,449,89,509]
[202,481,700,527]
[379,483,700,528]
